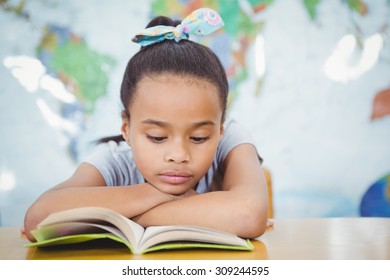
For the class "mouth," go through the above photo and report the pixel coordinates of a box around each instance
[158,171,193,185]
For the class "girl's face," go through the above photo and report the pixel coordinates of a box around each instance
[121,74,224,195]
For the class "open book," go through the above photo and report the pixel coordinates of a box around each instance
[26,207,253,254]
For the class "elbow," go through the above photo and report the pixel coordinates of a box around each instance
[24,188,60,241]
[234,203,268,239]
[24,202,47,242]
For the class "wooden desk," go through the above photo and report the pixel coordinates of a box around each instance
[0,218,389,260]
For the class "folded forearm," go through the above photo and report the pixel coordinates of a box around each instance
[133,190,268,238]
[24,183,173,240]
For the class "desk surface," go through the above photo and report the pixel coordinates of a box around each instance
[1,218,389,260]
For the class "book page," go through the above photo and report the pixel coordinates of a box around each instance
[139,225,248,252]
[37,207,145,246]
[32,222,128,242]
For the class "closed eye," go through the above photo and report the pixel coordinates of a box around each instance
[146,135,167,143]
[190,136,210,144]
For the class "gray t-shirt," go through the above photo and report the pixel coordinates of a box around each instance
[84,119,260,193]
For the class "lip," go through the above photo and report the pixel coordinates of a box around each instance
[158,170,193,185]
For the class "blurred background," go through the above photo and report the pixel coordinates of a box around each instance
[1,0,390,227]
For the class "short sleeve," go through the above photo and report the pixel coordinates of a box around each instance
[216,119,263,164]
[83,141,144,186]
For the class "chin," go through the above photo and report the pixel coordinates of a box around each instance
[157,184,193,196]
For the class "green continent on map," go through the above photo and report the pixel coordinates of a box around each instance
[37,25,116,114]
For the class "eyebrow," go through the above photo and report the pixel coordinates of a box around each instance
[141,119,215,128]
[142,119,168,127]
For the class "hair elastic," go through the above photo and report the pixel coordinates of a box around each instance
[132,8,224,47]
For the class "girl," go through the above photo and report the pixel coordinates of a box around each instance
[24,8,269,242]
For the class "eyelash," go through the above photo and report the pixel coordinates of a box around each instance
[146,135,210,144]
[190,136,210,143]
[146,135,167,143]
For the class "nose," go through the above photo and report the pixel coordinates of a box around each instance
[164,140,191,164]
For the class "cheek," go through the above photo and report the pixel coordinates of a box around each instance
[194,142,219,172]
[129,137,154,170]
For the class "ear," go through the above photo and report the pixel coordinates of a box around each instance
[219,121,225,141]
[121,111,131,145]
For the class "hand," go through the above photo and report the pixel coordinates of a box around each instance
[267,219,274,228]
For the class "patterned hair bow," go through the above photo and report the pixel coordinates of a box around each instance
[132,8,224,46]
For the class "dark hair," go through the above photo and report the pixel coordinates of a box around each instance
[98,15,228,144]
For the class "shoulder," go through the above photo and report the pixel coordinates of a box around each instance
[222,118,254,144]
[85,140,131,161]
[216,118,261,163]
[83,141,142,186]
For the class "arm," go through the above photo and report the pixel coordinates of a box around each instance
[24,162,176,241]
[133,143,269,238]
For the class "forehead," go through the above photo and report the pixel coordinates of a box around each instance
[132,73,220,104]
[129,74,222,120]
[139,73,216,91]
